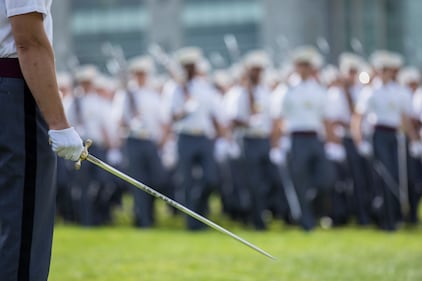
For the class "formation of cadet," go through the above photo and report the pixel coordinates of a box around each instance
[56,45,422,232]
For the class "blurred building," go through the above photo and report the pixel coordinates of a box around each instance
[52,0,422,71]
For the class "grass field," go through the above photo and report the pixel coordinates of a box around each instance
[49,199,422,281]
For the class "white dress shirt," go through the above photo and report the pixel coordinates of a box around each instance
[122,86,165,142]
[273,78,329,133]
[170,77,220,137]
[230,84,273,137]
[356,81,412,128]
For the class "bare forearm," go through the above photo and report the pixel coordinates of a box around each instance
[10,12,69,130]
[402,115,418,141]
[17,44,69,130]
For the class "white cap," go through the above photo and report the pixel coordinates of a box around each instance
[128,55,155,74]
[339,52,363,75]
[398,67,420,85]
[291,46,324,68]
[388,52,404,69]
[320,65,340,86]
[369,50,401,70]
[243,50,270,69]
[57,72,72,88]
[213,69,233,89]
[74,65,98,82]
[174,47,203,65]
[94,74,118,92]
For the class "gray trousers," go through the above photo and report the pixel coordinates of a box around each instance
[372,129,401,230]
[176,134,218,230]
[126,138,165,228]
[242,137,272,229]
[288,134,335,230]
[0,76,56,281]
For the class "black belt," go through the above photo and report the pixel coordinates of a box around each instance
[374,125,397,132]
[0,58,23,78]
[291,131,318,137]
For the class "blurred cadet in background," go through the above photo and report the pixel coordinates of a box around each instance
[169,47,222,230]
[119,56,167,228]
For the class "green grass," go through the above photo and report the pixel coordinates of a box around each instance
[49,198,422,281]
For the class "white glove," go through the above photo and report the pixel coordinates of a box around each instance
[357,141,372,157]
[184,99,199,114]
[48,127,84,161]
[214,138,229,163]
[227,141,241,159]
[325,142,346,162]
[107,148,123,166]
[409,141,422,158]
[269,147,286,165]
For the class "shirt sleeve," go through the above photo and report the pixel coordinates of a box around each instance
[400,88,413,117]
[5,0,50,18]
[355,86,372,115]
[270,85,287,119]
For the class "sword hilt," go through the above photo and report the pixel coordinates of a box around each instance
[75,139,93,170]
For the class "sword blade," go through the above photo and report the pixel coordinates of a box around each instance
[85,154,276,260]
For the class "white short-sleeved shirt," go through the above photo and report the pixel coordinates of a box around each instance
[355,81,412,128]
[273,78,329,133]
[66,91,108,145]
[412,88,422,121]
[0,0,53,58]
[325,86,352,123]
[230,84,273,137]
[170,77,220,137]
[122,87,165,142]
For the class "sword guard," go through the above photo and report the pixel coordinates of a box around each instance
[75,139,93,170]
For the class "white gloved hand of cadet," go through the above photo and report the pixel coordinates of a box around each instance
[409,141,422,158]
[357,141,372,157]
[269,147,286,165]
[48,127,84,161]
[325,142,346,162]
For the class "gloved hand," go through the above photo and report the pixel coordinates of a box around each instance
[48,127,84,161]
[227,140,241,159]
[325,142,346,162]
[269,147,286,165]
[357,141,372,157]
[409,141,422,158]
[107,148,123,166]
[214,138,229,163]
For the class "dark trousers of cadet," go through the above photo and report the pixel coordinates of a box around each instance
[126,137,165,228]
[343,137,372,225]
[372,128,401,230]
[406,142,422,224]
[71,144,108,226]
[287,134,335,231]
[56,157,77,222]
[242,137,272,230]
[176,134,218,230]
[0,60,56,281]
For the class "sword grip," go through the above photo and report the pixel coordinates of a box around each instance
[75,139,93,170]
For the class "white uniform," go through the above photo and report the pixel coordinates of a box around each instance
[0,0,53,57]
[230,84,273,137]
[66,90,108,145]
[272,78,329,134]
[412,88,422,121]
[170,77,220,137]
[122,86,164,142]
[356,81,412,128]
[325,86,352,124]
